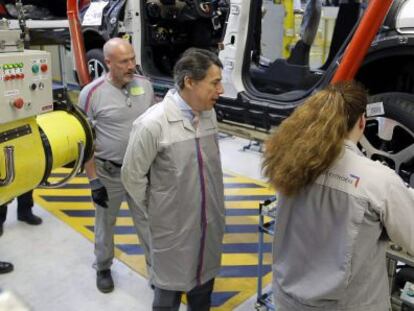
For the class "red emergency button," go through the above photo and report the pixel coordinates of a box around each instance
[40,63,48,72]
[13,98,24,109]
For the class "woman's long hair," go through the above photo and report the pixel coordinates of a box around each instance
[262,81,368,196]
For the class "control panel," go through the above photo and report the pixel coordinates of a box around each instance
[0,49,53,124]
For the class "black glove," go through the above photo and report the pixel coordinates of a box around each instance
[90,179,109,208]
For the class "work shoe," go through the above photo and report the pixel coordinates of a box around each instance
[97,269,114,293]
[18,213,42,225]
[0,261,14,274]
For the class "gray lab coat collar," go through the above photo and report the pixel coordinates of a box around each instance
[163,89,214,133]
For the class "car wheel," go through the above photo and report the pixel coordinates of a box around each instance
[86,48,107,80]
[360,92,414,187]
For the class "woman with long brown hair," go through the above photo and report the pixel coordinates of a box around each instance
[263,81,414,310]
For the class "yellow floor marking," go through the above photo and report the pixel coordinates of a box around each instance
[224,188,274,195]
[225,201,268,209]
[225,215,275,225]
[114,235,140,244]
[223,233,272,244]
[221,253,273,266]
[33,169,274,310]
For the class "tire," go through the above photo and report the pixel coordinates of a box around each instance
[86,48,107,80]
[360,92,414,187]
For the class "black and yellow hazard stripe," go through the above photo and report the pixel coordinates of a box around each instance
[34,169,275,310]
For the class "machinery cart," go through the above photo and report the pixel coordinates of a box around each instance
[256,197,278,311]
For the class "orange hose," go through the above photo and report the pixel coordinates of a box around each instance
[331,0,393,83]
[67,0,91,87]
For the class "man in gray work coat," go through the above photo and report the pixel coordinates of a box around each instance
[78,38,153,294]
[122,48,225,310]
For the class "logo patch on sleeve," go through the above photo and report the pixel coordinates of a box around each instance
[130,86,145,96]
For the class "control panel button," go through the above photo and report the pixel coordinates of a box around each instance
[40,64,48,72]
[12,98,24,109]
[31,64,39,73]
[30,83,37,90]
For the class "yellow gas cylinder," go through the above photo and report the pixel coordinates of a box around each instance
[0,107,93,205]
[37,110,87,170]
[0,117,46,204]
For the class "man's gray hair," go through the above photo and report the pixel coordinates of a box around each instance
[173,48,223,90]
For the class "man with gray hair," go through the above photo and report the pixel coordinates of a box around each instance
[122,48,225,310]
[79,37,153,293]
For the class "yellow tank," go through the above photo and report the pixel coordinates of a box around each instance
[0,107,93,205]
[37,110,87,170]
[0,117,45,204]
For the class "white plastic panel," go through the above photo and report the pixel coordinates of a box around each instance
[396,0,414,34]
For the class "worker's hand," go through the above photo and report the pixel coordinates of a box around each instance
[90,179,109,208]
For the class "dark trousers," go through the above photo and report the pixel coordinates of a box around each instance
[152,279,215,311]
[0,190,34,224]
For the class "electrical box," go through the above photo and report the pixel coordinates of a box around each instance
[0,49,53,124]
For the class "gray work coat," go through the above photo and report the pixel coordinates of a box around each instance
[273,140,414,310]
[121,90,225,291]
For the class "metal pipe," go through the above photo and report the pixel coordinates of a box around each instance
[67,0,91,87]
[0,146,15,187]
[40,141,85,189]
